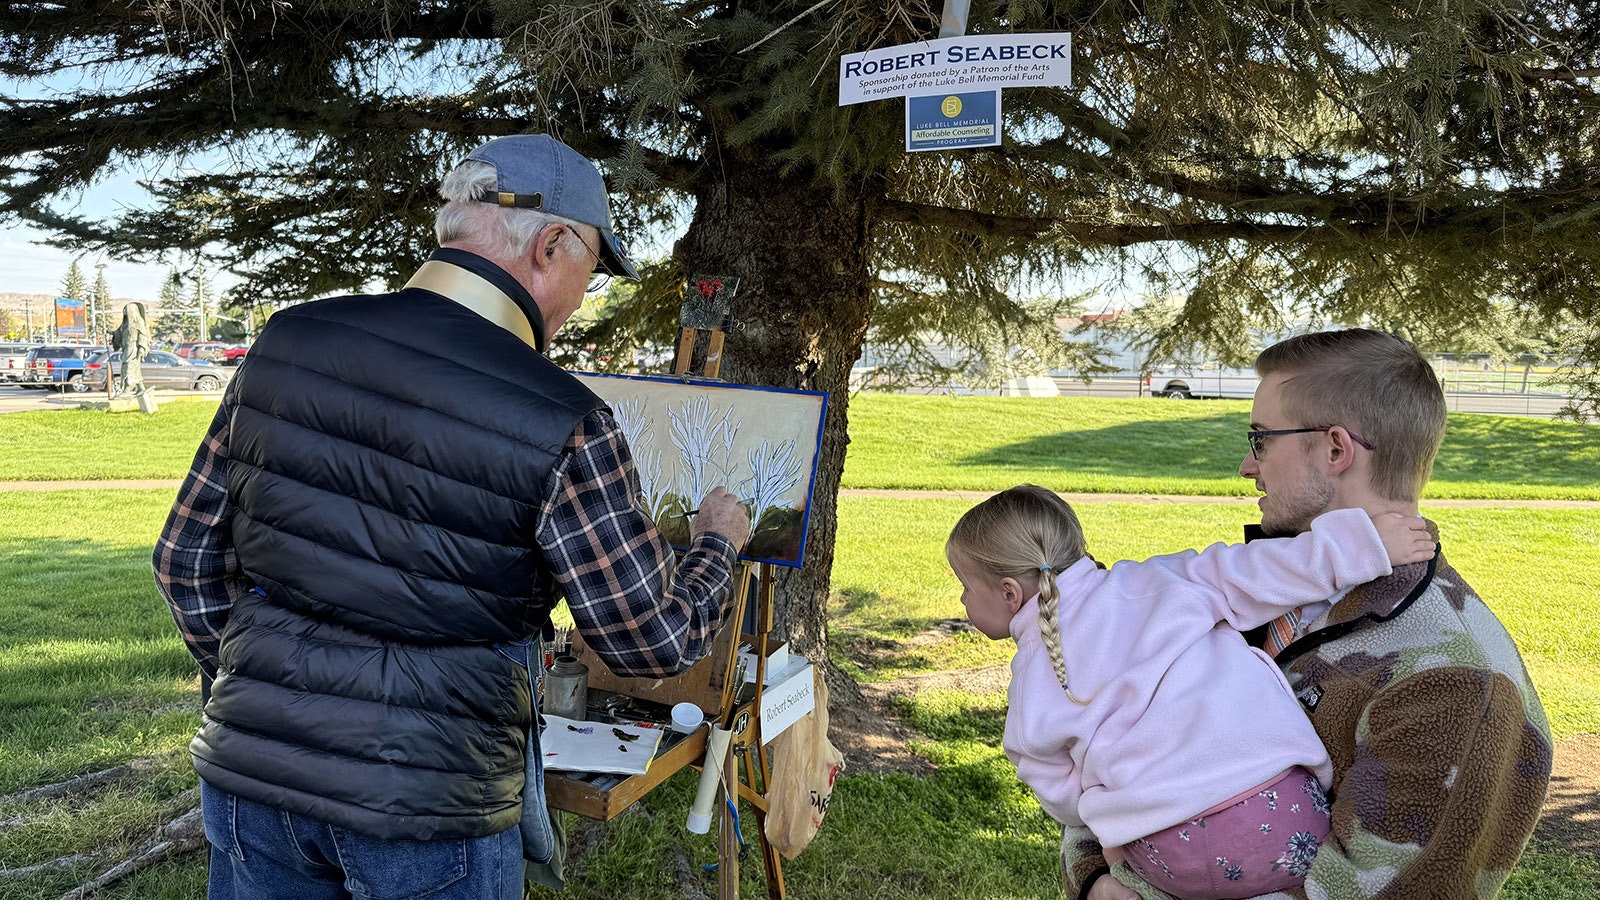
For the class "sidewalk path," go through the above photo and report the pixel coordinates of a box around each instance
[4,481,1599,509]
[0,479,186,492]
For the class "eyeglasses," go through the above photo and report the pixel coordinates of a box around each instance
[571,229,615,295]
[1246,426,1375,460]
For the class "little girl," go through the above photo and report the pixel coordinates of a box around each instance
[946,485,1435,900]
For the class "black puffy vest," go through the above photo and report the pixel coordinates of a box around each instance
[192,288,601,840]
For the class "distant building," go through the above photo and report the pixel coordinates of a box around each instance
[1056,311,1143,375]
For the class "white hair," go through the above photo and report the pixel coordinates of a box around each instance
[434,160,592,262]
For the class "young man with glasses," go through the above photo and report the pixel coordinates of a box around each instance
[1074,329,1551,900]
[155,134,751,900]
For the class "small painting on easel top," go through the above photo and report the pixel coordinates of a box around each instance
[680,275,739,330]
[571,372,827,569]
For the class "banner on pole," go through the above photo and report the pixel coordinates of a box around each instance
[54,297,85,337]
[839,33,1070,106]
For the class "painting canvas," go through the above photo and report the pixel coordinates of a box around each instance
[572,373,829,569]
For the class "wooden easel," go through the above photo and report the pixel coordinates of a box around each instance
[719,567,786,900]
[545,303,787,900]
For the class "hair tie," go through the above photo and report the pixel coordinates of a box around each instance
[1040,564,1053,572]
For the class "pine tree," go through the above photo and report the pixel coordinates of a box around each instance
[212,293,254,343]
[2,2,1597,650]
[90,266,112,344]
[152,269,189,342]
[59,260,86,305]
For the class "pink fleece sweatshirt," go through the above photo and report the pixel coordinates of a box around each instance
[1003,507,1392,847]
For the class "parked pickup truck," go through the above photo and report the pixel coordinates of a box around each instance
[21,345,100,392]
[1,342,41,383]
[1146,364,1261,400]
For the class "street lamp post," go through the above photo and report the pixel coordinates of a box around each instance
[94,261,107,343]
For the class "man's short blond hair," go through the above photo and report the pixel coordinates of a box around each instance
[1255,329,1446,503]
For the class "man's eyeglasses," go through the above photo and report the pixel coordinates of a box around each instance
[1247,426,1375,460]
[572,229,616,294]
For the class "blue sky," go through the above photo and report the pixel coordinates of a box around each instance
[0,228,190,301]
[4,164,236,301]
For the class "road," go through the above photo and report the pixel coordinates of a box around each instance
[0,379,1582,419]
[1052,376,1577,419]
[0,383,92,413]
[0,382,225,413]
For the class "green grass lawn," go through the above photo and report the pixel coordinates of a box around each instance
[0,400,217,481]
[4,395,1597,500]
[0,491,194,791]
[841,394,1600,500]
[830,497,1600,739]
[0,396,1595,898]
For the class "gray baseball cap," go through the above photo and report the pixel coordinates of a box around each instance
[465,134,641,282]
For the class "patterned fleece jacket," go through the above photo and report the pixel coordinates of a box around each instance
[1061,521,1552,900]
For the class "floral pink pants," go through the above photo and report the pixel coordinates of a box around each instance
[1113,766,1332,900]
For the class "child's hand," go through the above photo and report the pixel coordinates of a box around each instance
[1372,512,1435,567]
[1086,874,1140,900]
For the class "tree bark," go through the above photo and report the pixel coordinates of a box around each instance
[674,162,879,662]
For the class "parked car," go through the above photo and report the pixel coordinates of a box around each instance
[220,344,250,365]
[1145,364,1262,400]
[1,342,41,383]
[21,345,98,391]
[174,341,229,362]
[82,349,233,393]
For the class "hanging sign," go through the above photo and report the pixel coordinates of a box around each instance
[906,91,1001,152]
[839,33,1071,106]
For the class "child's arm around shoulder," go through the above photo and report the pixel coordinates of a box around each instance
[1367,511,1438,568]
[1168,507,1434,630]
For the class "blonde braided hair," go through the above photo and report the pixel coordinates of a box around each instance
[947,485,1094,705]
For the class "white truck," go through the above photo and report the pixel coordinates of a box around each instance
[1145,364,1261,399]
[1,342,40,383]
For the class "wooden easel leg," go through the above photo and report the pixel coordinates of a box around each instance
[705,331,726,379]
[674,327,698,375]
[759,828,785,900]
[718,738,740,900]
[715,562,790,900]
[674,325,728,379]
[742,744,786,900]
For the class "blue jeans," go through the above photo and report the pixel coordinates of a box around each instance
[201,780,524,900]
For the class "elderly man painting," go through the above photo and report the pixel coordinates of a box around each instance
[154,134,751,900]
[1075,329,1550,900]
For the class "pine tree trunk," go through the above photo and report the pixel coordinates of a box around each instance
[675,165,878,662]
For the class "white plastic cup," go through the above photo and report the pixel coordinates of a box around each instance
[670,702,705,734]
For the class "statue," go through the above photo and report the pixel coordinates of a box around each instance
[110,302,150,396]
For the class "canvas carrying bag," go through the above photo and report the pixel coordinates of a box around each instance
[762,670,845,859]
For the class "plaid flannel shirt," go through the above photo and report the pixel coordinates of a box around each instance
[152,386,738,679]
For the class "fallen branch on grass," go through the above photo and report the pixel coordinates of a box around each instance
[3,763,138,807]
[2,851,102,880]
[54,804,204,900]
[668,843,716,900]
[2,755,178,835]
